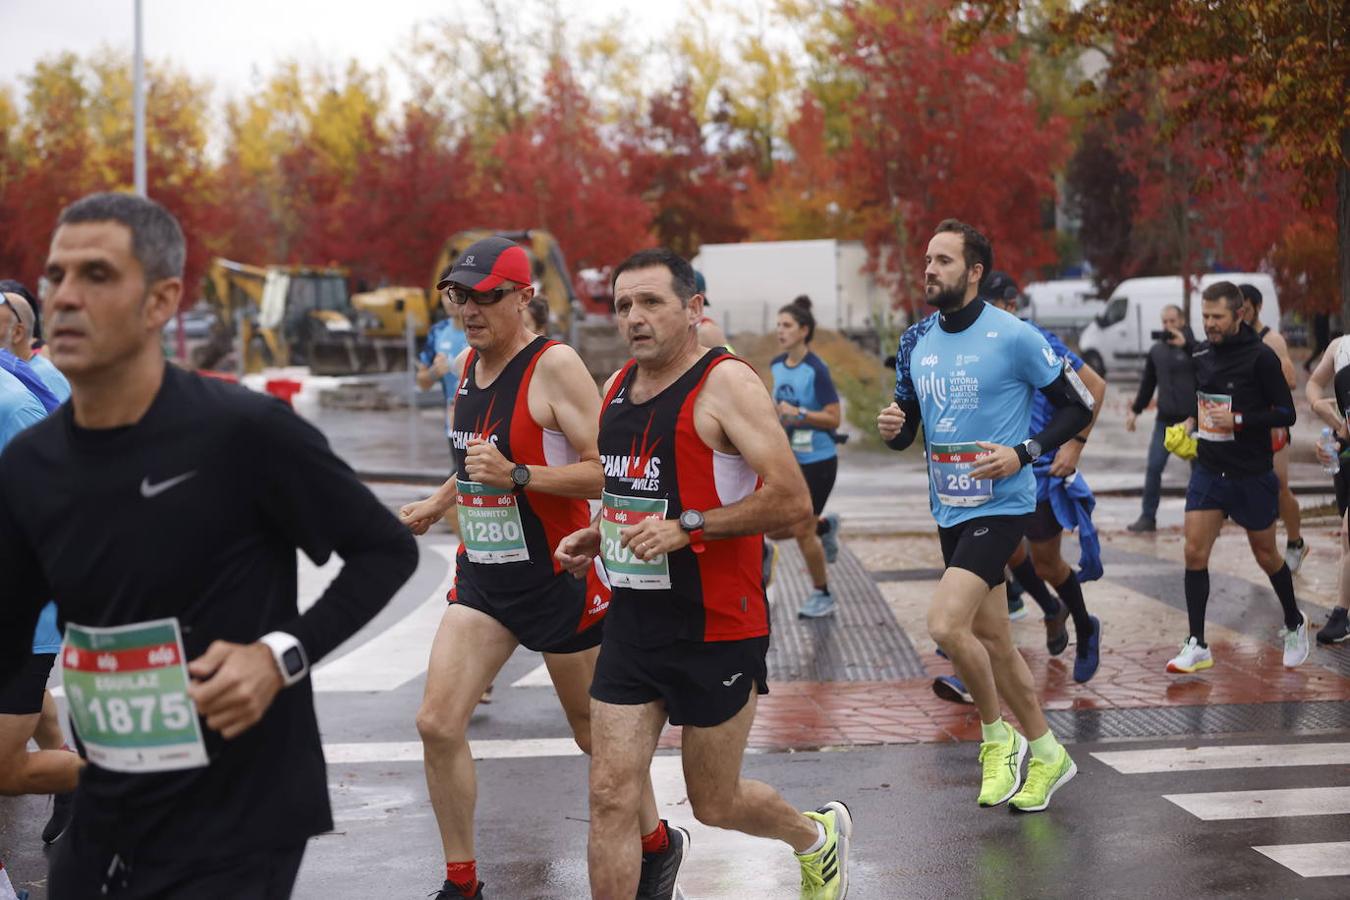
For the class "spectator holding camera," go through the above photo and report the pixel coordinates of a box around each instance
[1126,305,1197,532]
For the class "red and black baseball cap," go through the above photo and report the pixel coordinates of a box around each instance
[436,236,532,292]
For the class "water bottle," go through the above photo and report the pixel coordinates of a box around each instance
[1319,426,1340,475]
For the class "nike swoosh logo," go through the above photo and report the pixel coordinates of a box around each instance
[722,673,743,687]
[140,471,197,498]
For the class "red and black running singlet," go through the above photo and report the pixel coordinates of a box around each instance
[598,348,766,646]
[450,336,590,589]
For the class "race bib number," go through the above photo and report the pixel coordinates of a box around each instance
[930,442,994,507]
[790,428,814,453]
[600,491,671,589]
[1197,392,1235,442]
[61,618,208,774]
[457,479,530,563]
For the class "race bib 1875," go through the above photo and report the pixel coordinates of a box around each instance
[61,618,209,774]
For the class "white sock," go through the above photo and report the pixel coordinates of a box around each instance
[797,819,827,856]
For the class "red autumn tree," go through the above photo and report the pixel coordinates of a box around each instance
[835,0,1068,313]
[480,62,652,273]
[623,80,746,259]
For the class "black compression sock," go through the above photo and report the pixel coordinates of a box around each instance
[1184,569,1209,646]
[1053,572,1092,640]
[814,584,830,594]
[816,518,830,536]
[1011,558,1060,616]
[1287,537,1304,550]
[1268,564,1303,631]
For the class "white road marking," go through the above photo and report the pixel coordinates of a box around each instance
[1253,842,1350,878]
[1163,787,1350,821]
[1092,743,1350,774]
[511,662,555,688]
[309,545,457,693]
[324,738,582,764]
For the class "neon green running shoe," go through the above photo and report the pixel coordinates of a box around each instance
[977,728,1027,807]
[1010,748,1078,813]
[796,801,852,899]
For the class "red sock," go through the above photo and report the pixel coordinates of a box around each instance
[641,820,669,855]
[445,860,478,892]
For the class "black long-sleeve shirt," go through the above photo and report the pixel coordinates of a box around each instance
[0,364,418,860]
[1192,324,1296,476]
[1131,331,1198,424]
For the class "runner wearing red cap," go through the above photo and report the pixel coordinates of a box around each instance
[400,237,675,899]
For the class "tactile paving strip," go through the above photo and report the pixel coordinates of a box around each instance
[767,541,926,681]
[1047,700,1350,742]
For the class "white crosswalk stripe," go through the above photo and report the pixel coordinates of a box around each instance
[1093,742,1350,879]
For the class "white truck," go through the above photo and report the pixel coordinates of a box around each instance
[1076,273,1281,378]
[1020,279,1103,338]
[690,239,895,341]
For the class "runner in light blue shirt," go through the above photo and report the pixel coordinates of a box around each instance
[879,219,1092,814]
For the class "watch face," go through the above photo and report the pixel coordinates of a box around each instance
[1026,440,1042,458]
[282,647,305,677]
[680,509,703,530]
[512,465,530,486]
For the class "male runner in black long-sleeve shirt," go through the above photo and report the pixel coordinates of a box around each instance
[1165,281,1310,675]
[0,193,418,899]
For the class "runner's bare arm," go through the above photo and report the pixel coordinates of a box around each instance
[697,360,813,539]
[1306,338,1343,433]
[1266,332,1297,390]
[400,347,474,532]
[518,343,604,499]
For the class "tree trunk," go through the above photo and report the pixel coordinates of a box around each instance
[1339,128,1350,329]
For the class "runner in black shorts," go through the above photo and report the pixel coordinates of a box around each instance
[398,237,667,900]
[0,193,418,899]
[1308,336,1350,643]
[879,220,1093,813]
[770,296,844,618]
[1166,281,1309,675]
[557,248,852,897]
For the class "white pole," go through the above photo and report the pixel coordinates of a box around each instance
[133,0,146,196]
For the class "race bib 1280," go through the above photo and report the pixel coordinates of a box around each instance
[61,618,209,774]
[457,478,530,563]
[930,442,994,507]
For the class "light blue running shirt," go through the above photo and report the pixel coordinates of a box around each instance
[0,368,59,652]
[894,303,1063,527]
[771,351,840,464]
[419,318,469,435]
[28,353,71,404]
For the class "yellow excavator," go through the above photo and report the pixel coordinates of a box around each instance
[201,258,395,374]
[431,229,627,380]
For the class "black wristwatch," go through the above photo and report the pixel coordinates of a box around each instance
[679,508,706,554]
[1015,439,1042,467]
[510,463,531,493]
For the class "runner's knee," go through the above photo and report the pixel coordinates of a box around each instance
[687,787,738,829]
[927,610,966,652]
[589,763,640,819]
[415,701,469,748]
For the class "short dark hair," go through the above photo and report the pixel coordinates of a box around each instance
[779,295,816,343]
[611,248,697,306]
[933,219,993,280]
[1201,281,1243,314]
[1238,283,1263,308]
[57,192,185,283]
[0,279,40,341]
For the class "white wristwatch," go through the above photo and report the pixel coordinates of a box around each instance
[259,631,310,687]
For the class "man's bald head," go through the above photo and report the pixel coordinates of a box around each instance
[1,292,35,359]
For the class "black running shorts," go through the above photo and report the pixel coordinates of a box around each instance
[938,514,1032,588]
[0,652,55,715]
[50,838,305,900]
[451,565,604,654]
[1024,499,1063,543]
[590,635,770,728]
[799,457,838,517]
[1185,464,1279,532]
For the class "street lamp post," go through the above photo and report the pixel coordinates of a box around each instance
[133,0,146,197]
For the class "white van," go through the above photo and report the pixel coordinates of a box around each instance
[1021,279,1103,334]
[1076,273,1280,378]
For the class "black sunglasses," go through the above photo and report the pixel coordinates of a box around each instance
[446,286,520,306]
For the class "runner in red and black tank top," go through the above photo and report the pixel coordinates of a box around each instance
[598,347,766,645]
[451,335,592,591]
